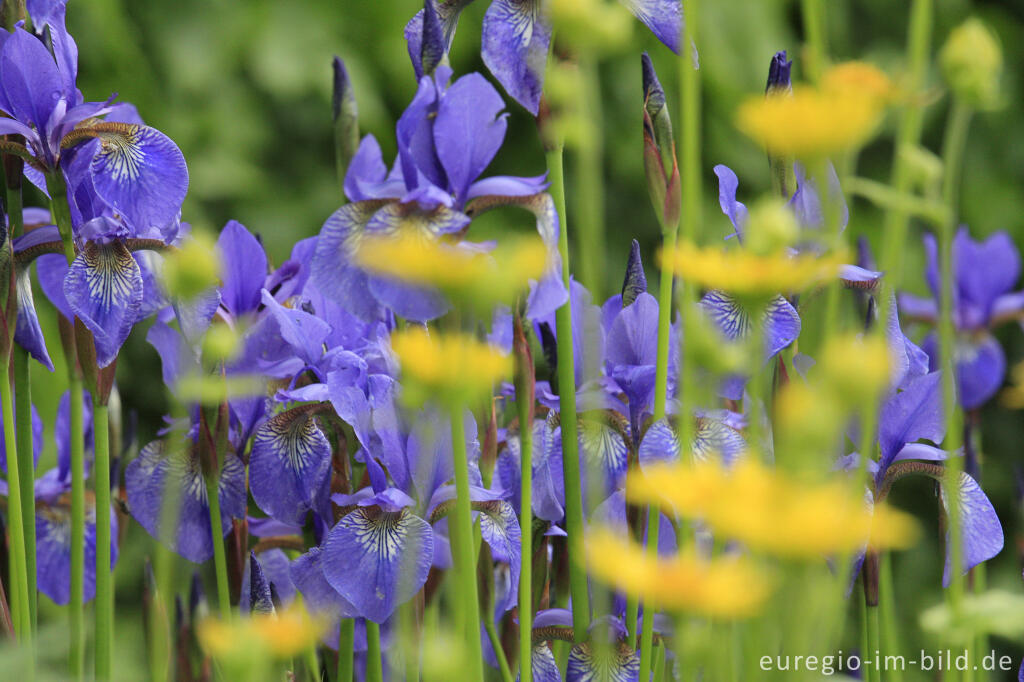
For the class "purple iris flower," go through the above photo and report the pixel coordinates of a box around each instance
[842,303,1003,587]
[530,609,641,682]
[898,227,1024,409]
[406,0,687,115]
[0,12,187,231]
[311,60,564,323]
[124,432,246,563]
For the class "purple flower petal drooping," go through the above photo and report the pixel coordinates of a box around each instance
[623,0,683,54]
[89,124,188,232]
[523,644,562,682]
[14,268,54,370]
[478,501,521,616]
[481,0,551,115]
[289,546,359,619]
[321,491,434,623]
[125,440,246,563]
[249,407,333,525]
[216,220,268,317]
[63,238,144,367]
[940,471,1003,587]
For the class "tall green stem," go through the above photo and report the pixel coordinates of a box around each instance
[879,552,902,682]
[800,0,827,80]
[365,620,384,682]
[652,223,677,422]
[544,143,591,637]
[636,507,660,682]
[573,60,605,297]
[937,99,972,614]
[875,0,933,327]
[204,459,231,619]
[44,169,85,679]
[449,406,485,681]
[337,618,355,682]
[516,371,533,682]
[1,357,33,666]
[675,0,702,456]
[7,168,37,635]
[93,402,113,680]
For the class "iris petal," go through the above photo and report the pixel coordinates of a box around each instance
[90,124,188,231]
[941,471,1003,587]
[321,504,434,623]
[14,268,54,370]
[481,0,549,115]
[566,640,640,682]
[63,239,143,367]
[478,501,521,616]
[249,408,333,525]
[311,201,388,322]
[125,440,246,563]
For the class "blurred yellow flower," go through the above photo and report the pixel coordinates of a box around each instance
[161,231,221,301]
[659,241,846,296]
[391,328,512,406]
[819,333,892,401]
[198,605,326,662]
[1000,360,1024,409]
[586,529,771,618]
[628,459,918,558]
[736,75,886,157]
[821,61,895,105]
[355,231,548,309]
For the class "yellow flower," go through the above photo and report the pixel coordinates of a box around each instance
[586,528,771,618]
[161,231,221,301]
[391,328,512,406]
[198,605,327,662]
[735,81,884,157]
[821,61,895,105]
[1000,360,1024,409]
[627,459,918,558]
[658,241,846,296]
[355,231,548,310]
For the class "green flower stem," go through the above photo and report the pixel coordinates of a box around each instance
[44,169,86,680]
[204,458,232,619]
[365,620,384,682]
[866,604,880,682]
[93,402,113,680]
[875,0,934,327]
[484,617,513,682]
[636,507,660,682]
[13,349,35,631]
[675,0,701,457]
[516,361,533,682]
[0,358,32,661]
[800,0,827,80]
[859,584,874,682]
[938,98,972,616]
[449,405,485,681]
[573,59,606,297]
[6,169,37,636]
[879,551,902,682]
[652,641,666,682]
[337,618,355,682]
[544,142,591,637]
[653,220,677,423]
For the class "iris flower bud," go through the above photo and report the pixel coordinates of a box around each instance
[332,56,359,190]
[641,53,679,228]
[940,18,1002,110]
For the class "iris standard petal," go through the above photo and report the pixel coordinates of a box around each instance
[0,28,64,133]
[63,239,144,366]
[954,228,1020,322]
[953,332,1005,410]
[434,72,509,204]
[249,407,333,525]
[321,505,434,623]
[877,371,944,475]
[481,0,550,115]
[90,124,188,231]
[712,164,747,239]
[941,472,1003,587]
[217,220,268,316]
[259,289,331,366]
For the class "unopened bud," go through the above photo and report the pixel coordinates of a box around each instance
[940,18,1002,110]
[621,239,647,306]
[161,232,221,302]
[743,198,798,256]
[332,56,359,190]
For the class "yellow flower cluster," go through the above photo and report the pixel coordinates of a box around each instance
[659,241,846,296]
[391,328,512,406]
[586,529,771,619]
[627,459,918,558]
[355,231,548,309]
[736,61,892,157]
[198,605,326,661]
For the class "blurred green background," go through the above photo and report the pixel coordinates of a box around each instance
[16,0,1024,676]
